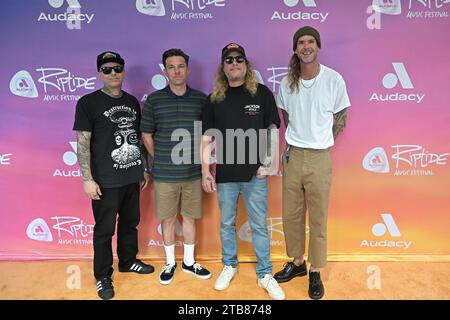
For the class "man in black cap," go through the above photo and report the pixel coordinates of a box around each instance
[274,26,351,300]
[73,51,154,300]
[201,43,285,300]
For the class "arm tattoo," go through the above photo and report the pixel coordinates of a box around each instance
[333,108,348,139]
[76,131,93,181]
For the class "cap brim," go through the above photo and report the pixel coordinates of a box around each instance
[97,58,125,70]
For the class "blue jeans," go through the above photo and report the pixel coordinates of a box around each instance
[217,176,272,278]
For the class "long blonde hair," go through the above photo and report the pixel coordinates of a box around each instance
[287,53,301,94]
[210,60,258,103]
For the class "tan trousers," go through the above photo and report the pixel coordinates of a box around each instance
[282,147,332,268]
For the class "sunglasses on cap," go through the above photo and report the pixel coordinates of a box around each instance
[100,65,124,74]
[224,56,246,64]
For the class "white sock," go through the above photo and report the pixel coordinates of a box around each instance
[164,244,175,265]
[183,243,195,266]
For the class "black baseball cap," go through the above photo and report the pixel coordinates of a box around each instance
[96,51,125,71]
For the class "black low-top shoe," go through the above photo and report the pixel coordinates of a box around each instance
[308,271,325,300]
[160,263,177,285]
[119,259,155,274]
[96,276,114,300]
[182,262,212,280]
[274,261,308,283]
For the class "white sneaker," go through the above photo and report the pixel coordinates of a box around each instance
[258,274,286,300]
[214,265,237,291]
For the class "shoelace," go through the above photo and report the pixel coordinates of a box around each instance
[220,266,235,280]
[265,276,281,292]
[162,264,175,274]
[193,263,203,272]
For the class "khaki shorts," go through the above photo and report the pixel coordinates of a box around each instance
[153,179,202,220]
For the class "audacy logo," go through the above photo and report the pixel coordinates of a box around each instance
[141,64,168,101]
[9,68,96,102]
[136,0,166,16]
[271,0,329,22]
[147,219,184,247]
[38,0,94,29]
[369,62,425,104]
[136,0,226,20]
[9,70,39,98]
[239,217,292,246]
[372,0,402,15]
[362,147,390,173]
[360,213,412,249]
[53,141,81,177]
[27,218,53,242]
[363,145,449,176]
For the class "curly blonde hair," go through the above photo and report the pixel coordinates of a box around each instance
[210,60,258,103]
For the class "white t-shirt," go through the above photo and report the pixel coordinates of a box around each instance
[277,64,351,149]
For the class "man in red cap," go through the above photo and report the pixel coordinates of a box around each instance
[201,43,285,300]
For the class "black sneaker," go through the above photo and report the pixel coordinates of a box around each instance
[160,263,177,285]
[96,277,114,300]
[119,259,154,274]
[308,271,325,300]
[182,262,212,280]
[274,261,307,283]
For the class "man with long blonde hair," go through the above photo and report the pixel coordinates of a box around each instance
[274,26,351,300]
[201,43,285,300]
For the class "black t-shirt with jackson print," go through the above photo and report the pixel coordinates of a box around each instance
[202,84,281,183]
[73,90,144,188]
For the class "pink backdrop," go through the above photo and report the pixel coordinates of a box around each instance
[1,0,449,262]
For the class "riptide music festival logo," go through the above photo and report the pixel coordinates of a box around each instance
[406,0,450,18]
[53,141,81,178]
[271,0,329,22]
[26,216,94,245]
[369,62,425,104]
[372,0,449,19]
[250,66,288,94]
[38,0,95,29]
[9,68,96,102]
[363,145,449,176]
[136,0,226,20]
[360,213,412,249]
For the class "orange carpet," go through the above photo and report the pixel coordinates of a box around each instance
[0,260,449,300]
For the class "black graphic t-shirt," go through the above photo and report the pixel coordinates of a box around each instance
[73,90,144,188]
[202,84,280,183]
